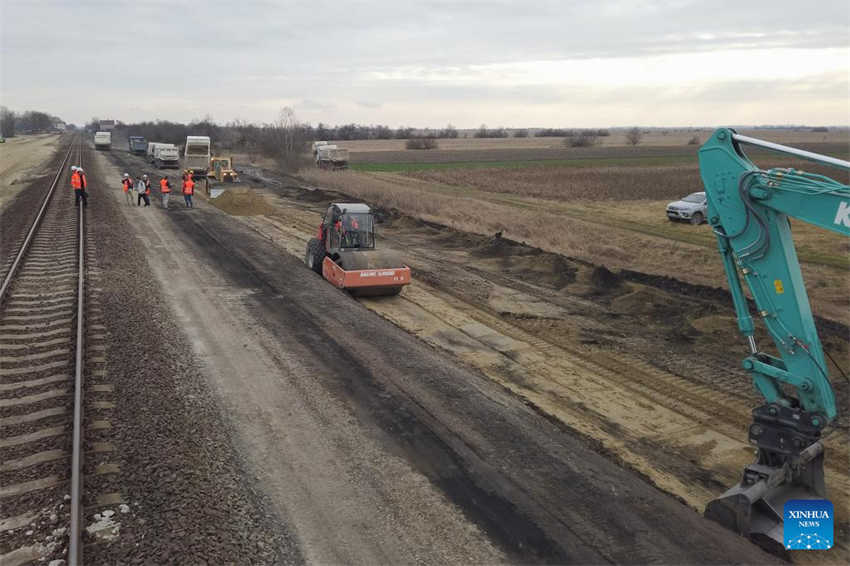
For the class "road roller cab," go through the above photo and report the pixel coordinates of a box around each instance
[305,203,411,296]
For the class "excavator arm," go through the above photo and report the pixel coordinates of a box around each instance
[698,128,849,552]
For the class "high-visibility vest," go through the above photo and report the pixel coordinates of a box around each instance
[160,179,171,193]
[122,179,132,192]
[182,179,194,195]
[71,172,81,189]
[144,180,151,195]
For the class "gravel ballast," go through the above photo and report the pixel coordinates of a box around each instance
[80,147,302,564]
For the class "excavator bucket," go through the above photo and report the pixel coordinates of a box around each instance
[704,418,826,556]
[322,249,410,296]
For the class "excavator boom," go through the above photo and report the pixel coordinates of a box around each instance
[698,128,849,553]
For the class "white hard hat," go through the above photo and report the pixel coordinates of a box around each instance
[142,174,148,179]
[71,166,78,171]
[123,173,129,178]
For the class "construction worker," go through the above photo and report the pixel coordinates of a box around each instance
[182,174,195,208]
[136,175,151,207]
[143,174,152,205]
[159,175,172,209]
[71,166,88,207]
[78,168,88,207]
[122,173,134,206]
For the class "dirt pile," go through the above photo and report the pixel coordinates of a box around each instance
[210,189,275,216]
[590,265,621,291]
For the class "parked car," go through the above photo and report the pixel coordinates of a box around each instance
[666,191,707,224]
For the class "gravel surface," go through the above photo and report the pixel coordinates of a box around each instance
[79,146,302,564]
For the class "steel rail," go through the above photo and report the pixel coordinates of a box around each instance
[70,138,85,566]
[0,140,75,304]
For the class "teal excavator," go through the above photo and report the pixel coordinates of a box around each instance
[699,129,849,552]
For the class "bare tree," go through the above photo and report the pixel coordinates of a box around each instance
[0,107,15,137]
[626,127,643,146]
[267,107,310,172]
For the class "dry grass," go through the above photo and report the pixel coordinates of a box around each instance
[324,128,849,153]
[300,167,849,324]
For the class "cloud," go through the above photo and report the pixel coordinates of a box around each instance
[1,0,847,126]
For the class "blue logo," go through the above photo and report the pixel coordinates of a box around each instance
[784,499,833,550]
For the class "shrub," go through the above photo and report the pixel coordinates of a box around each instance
[513,129,529,138]
[626,127,643,146]
[565,130,598,147]
[405,137,438,150]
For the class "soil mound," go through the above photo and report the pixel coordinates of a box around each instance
[473,232,536,258]
[210,189,275,216]
[590,266,621,290]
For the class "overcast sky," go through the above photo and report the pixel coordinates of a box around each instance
[1,0,848,128]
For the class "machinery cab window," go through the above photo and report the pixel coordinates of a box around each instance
[340,212,374,249]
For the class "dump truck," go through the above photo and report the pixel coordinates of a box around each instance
[94,131,112,150]
[316,145,349,170]
[184,136,211,177]
[208,156,238,182]
[154,145,180,169]
[128,136,147,154]
[312,140,329,156]
[305,203,410,296]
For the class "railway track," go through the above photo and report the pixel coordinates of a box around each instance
[0,137,87,566]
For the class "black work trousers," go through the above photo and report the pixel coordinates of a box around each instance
[74,189,87,206]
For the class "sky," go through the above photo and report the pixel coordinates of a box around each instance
[1,0,848,128]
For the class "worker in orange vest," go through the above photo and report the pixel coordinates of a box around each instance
[71,166,87,207]
[122,173,134,206]
[182,175,195,208]
[159,175,172,209]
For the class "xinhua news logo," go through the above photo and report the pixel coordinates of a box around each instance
[784,499,834,550]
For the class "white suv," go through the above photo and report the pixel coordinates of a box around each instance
[666,191,707,224]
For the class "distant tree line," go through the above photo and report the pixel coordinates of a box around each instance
[312,123,459,140]
[119,109,316,172]
[1,107,64,137]
[537,128,611,138]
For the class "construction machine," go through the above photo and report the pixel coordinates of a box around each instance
[208,156,239,183]
[699,128,848,553]
[305,203,410,296]
[316,145,350,170]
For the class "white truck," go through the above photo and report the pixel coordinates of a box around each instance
[146,142,172,162]
[316,145,349,170]
[184,136,211,176]
[94,131,112,150]
[153,145,180,169]
[312,140,329,156]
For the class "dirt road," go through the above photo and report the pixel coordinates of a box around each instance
[98,148,783,563]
